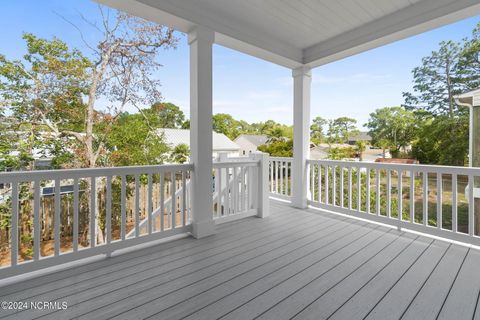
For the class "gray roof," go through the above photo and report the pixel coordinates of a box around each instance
[234,134,268,147]
[348,131,372,142]
[157,128,240,151]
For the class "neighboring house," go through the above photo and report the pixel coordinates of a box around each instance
[234,134,268,155]
[309,143,351,160]
[347,131,372,145]
[157,128,241,159]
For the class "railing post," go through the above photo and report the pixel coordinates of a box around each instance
[250,152,270,218]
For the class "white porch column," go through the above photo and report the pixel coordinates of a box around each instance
[291,66,312,209]
[189,26,215,238]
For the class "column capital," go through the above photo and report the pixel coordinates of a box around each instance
[188,25,215,45]
[292,66,312,78]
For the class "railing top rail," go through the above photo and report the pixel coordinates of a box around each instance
[213,160,259,168]
[307,158,480,175]
[0,163,194,181]
[270,157,293,161]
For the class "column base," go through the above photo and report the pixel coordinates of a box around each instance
[291,198,308,209]
[191,220,216,239]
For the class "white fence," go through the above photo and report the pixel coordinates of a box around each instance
[213,153,268,223]
[0,164,193,279]
[269,157,293,200]
[307,159,480,246]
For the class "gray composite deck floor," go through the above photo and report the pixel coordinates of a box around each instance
[1,199,480,320]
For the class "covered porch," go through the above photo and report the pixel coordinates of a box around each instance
[2,0,480,319]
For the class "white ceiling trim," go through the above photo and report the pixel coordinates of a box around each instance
[303,0,480,67]
[139,0,303,66]
[97,0,480,70]
[97,0,303,68]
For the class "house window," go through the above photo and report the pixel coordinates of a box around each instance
[243,150,245,155]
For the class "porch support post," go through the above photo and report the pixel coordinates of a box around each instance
[189,26,215,238]
[291,66,312,209]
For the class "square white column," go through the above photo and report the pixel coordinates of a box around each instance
[291,66,312,208]
[189,26,216,238]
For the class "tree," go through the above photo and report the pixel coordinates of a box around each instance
[258,139,293,157]
[411,115,468,166]
[458,22,480,89]
[327,146,356,160]
[107,112,170,167]
[0,9,177,245]
[148,102,186,128]
[355,140,367,161]
[326,117,358,144]
[402,40,467,118]
[170,143,190,164]
[0,9,177,169]
[212,113,241,140]
[401,35,478,165]
[264,126,286,143]
[366,107,417,153]
[310,116,327,144]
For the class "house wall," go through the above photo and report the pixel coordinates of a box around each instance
[212,150,240,158]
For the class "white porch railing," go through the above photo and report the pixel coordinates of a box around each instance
[213,153,268,223]
[307,159,480,246]
[269,157,293,200]
[0,164,193,279]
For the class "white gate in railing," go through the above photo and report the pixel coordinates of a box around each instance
[307,159,480,246]
[269,157,292,200]
[213,153,269,223]
[0,164,192,279]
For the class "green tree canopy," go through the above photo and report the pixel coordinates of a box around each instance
[258,139,293,157]
[213,113,241,140]
[148,102,186,128]
[366,106,417,152]
[170,143,190,164]
[326,117,359,144]
[106,112,170,167]
[0,9,177,169]
[402,40,470,117]
[310,116,327,144]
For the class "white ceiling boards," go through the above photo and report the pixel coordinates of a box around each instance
[99,0,480,68]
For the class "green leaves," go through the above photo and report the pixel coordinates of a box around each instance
[170,143,190,164]
[326,117,358,144]
[258,139,293,157]
[366,106,416,152]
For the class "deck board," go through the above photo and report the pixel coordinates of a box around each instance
[364,240,450,320]
[0,200,479,320]
[437,248,480,320]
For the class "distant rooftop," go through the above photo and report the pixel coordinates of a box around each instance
[234,134,268,147]
[348,132,372,142]
[157,128,240,151]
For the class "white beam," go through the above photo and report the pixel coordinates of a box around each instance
[304,0,480,67]
[291,66,311,209]
[135,0,303,68]
[189,26,215,238]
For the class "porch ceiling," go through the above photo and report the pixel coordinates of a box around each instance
[98,0,480,68]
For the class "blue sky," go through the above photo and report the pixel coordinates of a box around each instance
[1,1,479,128]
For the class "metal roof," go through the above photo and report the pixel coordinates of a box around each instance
[157,128,240,151]
[234,134,268,147]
